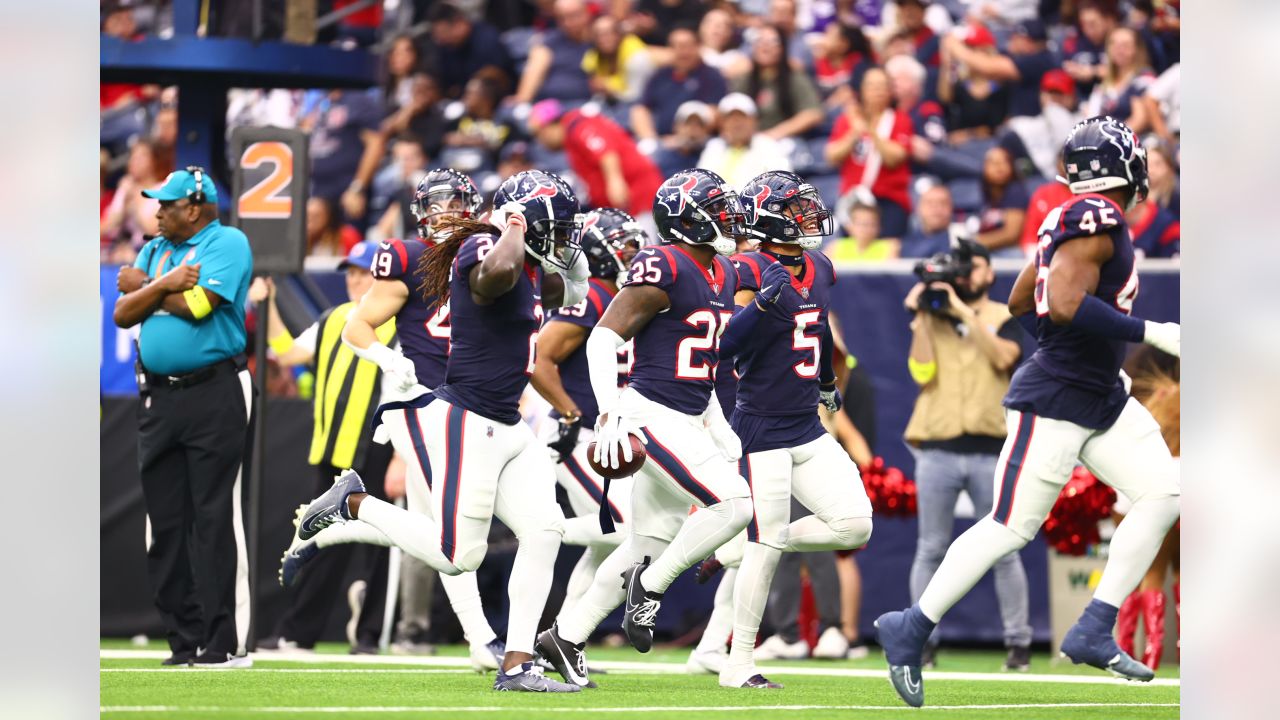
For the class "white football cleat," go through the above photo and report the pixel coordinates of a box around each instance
[686,646,728,674]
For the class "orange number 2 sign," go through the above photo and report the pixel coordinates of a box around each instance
[238,142,294,219]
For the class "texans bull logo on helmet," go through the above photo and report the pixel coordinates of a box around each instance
[656,174,700,216]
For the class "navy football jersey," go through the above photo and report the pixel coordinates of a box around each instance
[546,278,632,427]
[433,234,543,425]
[371,238,451,388]
[622,244,738,416]
[728,251,836,453]
[1004,193,1139,429]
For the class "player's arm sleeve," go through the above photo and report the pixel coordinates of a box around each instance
[587,326,628,419]
[719,301,768,362]
[819,323,836,386]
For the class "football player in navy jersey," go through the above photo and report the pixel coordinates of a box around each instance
[536,169,754,688]
[530,208,646,636]
[280,169,518,672]
[875,116,1181,707]
[694,171,874,689]
[294,169,591,693]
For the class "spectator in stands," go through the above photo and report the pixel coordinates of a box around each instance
[1001,69,1082,180]
[653,100,714,178]
[893,0,941,68]
[885,54,946,166]
[1144,62,1180,143]
[975,146,1028,255]
[441,74,519,174]
[151,95,178,169]
[382,35,425,112]
[1127,191,1180,259]
[1062,1,1118,95]
[303,89,385,223]
[698,7,748,77]
[1081,26,1155,134]
[1018,160,1073,255]
[380,73,447,160]
[427,2,514,99]
[582,13,653,104]
[629,0,712,46]
[697,93,791,188]
[940,18,1057,118]
[814,22,876,107]
[1144,139,1179,218]
[528,99,663,220]
[765,0,815,69]
[630,26,727,149]
[826,68,913,237]
[495,140,535,183]
[938,22,1010,144]
[900,184,955,258]
[306,197,361,258]
[101,139,168,250]
[369,136,429,243]
[732,24,824,139]
[825,200,900,261]
[515,0,594,104]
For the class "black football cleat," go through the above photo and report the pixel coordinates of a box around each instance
[621,556,662,653]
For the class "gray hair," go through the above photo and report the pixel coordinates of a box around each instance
[885,54,926,87]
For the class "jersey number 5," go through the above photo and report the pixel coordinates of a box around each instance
[792,311,822,378]
[676,309,733,380]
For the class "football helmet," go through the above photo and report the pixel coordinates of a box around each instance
[652,168,745,256]
[409,168,483,239]
[741,170,833,250]
[581,207,648,285]
[1060,116,1148,209]
[493,169,584,272]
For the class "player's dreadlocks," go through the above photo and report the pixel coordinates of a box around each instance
[416,216,499,312]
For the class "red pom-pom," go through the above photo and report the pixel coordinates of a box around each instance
[859,457,918,517]
[1041,468,1116,555]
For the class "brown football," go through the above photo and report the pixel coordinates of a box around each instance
[587,436,648,479]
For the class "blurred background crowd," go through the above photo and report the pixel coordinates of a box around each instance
[101,0,1181,270]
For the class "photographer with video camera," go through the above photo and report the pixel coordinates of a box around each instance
[901,238,1033,671]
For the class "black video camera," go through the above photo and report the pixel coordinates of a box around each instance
[912,240,982,315]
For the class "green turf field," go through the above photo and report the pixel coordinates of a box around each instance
[100,639,1179,719]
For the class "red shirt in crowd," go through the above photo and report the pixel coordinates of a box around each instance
[563,109,663,218]
[1019,181,1074,253]
[830,109,914,213]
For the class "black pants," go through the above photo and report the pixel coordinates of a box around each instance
[138,362,249,658]
[274,451,392,648]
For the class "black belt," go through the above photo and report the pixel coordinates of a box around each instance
[145,355,246,390]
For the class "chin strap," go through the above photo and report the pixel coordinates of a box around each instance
[760,249,805,267]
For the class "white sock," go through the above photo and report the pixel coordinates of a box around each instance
[558,535,666,644]
[780,515,873,552]
[696,567,738,653]
[641,498,752,593]
[726,542,782,675]
[355,496,456,574]
[1093,494,1179,606]
[556,546,604,628]
[505,529,561,656]
[918,518,1026,623]
[313,520,393,548]
[438,571,497,646]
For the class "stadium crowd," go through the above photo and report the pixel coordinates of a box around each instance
[101,0,1181,665]
[101,0,1181,266]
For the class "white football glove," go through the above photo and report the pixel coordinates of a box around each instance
[488,201,527,235]
[593,412,648,470]
[703,404,742,462]
[384,354,420,395]
[1143,321,1180,358]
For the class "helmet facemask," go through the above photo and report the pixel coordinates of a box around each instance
[693,192,747,256]
[526,212,585,273]
[751,188,832,250]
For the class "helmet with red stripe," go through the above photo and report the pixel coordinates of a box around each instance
[652,168,745,255]
[741,170,833,250]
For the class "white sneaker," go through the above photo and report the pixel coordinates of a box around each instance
[686,646,728,674]
[754,634,809,660]
[469,637,504,672]
[812,627,850,659]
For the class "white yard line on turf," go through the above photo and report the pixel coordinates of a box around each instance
[101,668,472,674]
[100,649,1180,688]
[101,704,1179,714]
